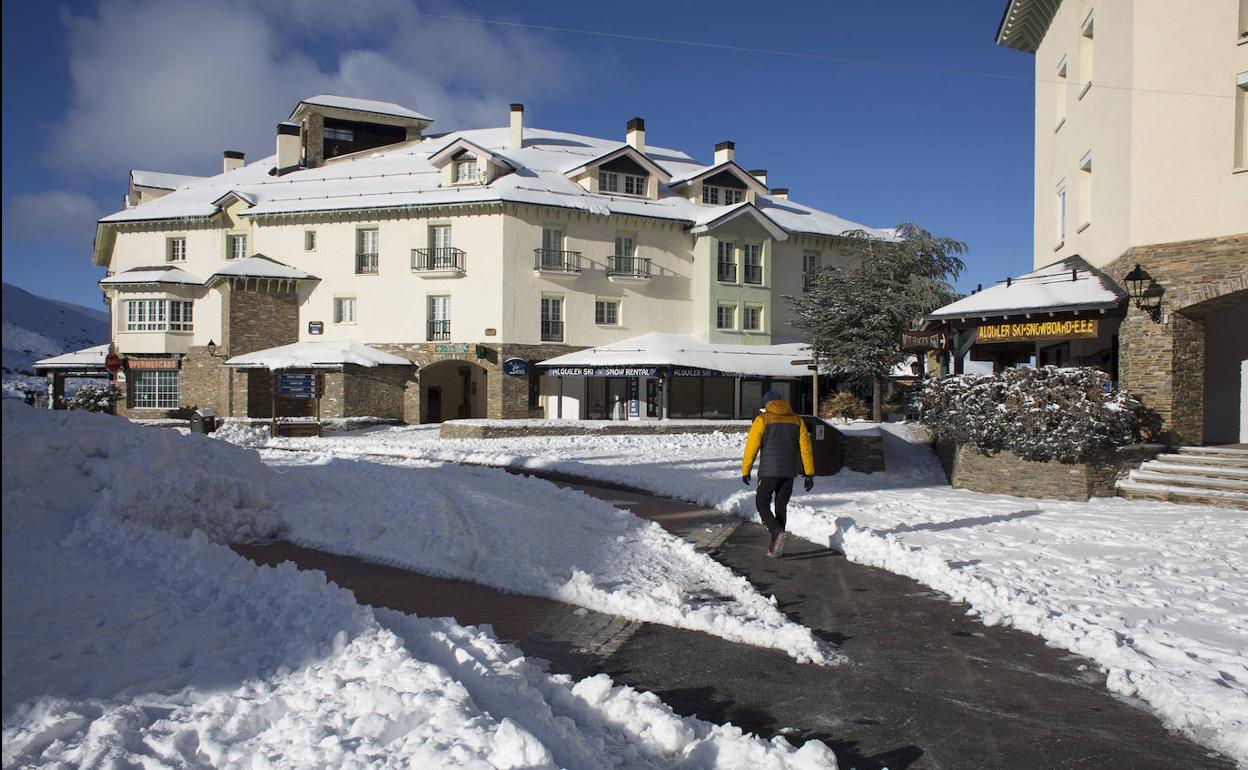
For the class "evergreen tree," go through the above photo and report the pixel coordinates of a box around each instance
[786,223,966,421]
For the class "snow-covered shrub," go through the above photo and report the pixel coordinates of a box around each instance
[915,366,1155,462]
[820,390,868,421]
[66,383,119,413]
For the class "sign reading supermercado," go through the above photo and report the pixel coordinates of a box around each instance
[977,319,1099,343]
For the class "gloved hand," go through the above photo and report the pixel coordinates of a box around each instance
[803,475,814,492]
[742,475,751,486]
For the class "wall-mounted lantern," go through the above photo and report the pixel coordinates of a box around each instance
[1123,263,1163,322]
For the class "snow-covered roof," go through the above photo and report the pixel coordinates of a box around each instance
[690,202,789,241]
[668,161,768,193]
[130,170,204,190]
[100,266,203,286]
[293,95,432,122]
[925,256,1127,321]
[100,122,893,240]
[33,343,111,371]
[561,144,673,181]
[224,340,412,370]
[537,332,811,378]
[209,255,317,281]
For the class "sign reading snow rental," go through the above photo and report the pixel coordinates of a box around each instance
[544,366,658,378]
[976,319,1099,343]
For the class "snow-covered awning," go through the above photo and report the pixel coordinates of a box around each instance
[537,333,810,378]
[100,265,202,286]
[224,340,412,370]
[33,344,111,372]
[209,255,317,282]
[925,256,1127,322]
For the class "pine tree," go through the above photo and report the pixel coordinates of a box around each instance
[786,223,966,421]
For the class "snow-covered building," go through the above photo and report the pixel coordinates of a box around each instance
[94,95,894,422]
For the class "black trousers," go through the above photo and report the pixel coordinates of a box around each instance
[755,476,794,537]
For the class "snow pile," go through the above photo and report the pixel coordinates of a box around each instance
[2,402,838,768]
[269,422,1248,763]
[209,418,274,446]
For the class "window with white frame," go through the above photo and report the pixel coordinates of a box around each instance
[743,305,763,331]
[716,240,737,282]
[304,230,317,251]
[334,296,357,324]
[716,303,737,330]
[702,185,720,205]
[598,170,646,196]
[1077,152,1093,227]
[802,249,821,292]
[356,228,379,273]
[742,243,763,285]
[1079,13,1094,99]
[594,298,620,325]
[703,185,743,205]
[130,370,179,409]
[168,301,193,332]
[167,237,186,262]
[1055,181,1067,244]
[124,299,190,332]
[427,295,451,340]
[430,224,452,251]
[541,227,563,253]
[454,152,478,183]
[227,233,247,260]
[614,234,635,257]
[1055,56,1069,128]
[541,295,564,341]
[724,188,744,204]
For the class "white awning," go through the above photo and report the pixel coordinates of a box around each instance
[537,333,811,377]
[33,344,111,371]
[225,340,412,370]
[925,255,1126,322]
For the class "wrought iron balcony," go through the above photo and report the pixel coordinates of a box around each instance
[427,319,451,341]
[607,255,652,280]
[355,252,379,274]
[743,264,763,285]
[534,249,582,274]
[541,319,564,342]
[412,247,466,274]
[717,262,738,283]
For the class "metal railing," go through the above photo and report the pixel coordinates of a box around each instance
[743,264,763,285]
[355,252,379,274]
[541,319,564,342]
[412,247,465,272]
[534,249,582,273]
[717,261,737,283]
[607,255,652,279]
[427,319,451,341]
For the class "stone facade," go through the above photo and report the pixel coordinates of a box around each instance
[221,282,300,358]
[936,441,1164,501]
[1103,234,1248,445]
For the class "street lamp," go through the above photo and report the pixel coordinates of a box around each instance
[1122,263,1163,322]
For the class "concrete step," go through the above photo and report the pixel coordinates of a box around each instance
[1177,445,1248,459]
[1128,469,1248,492]
[1141,462,1248,481]
[1153,453,1248,470]
[1116,479,1248,510]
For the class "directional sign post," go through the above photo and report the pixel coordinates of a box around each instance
[272,372,324,437]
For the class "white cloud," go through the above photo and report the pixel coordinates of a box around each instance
[3,191,102,243]
[49,0,574,179]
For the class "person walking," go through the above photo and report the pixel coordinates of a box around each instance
[741,390,815,558]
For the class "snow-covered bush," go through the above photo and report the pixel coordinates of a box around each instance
[66,383,119,412]
[820,390,868,421]
[915,366,1156,462]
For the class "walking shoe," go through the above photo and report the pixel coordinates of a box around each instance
[770,531,787,559]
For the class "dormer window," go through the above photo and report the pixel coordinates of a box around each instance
[454,152,479,184]
[599,170,645,196]
[702,186,743,205]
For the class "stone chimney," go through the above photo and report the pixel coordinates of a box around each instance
[714,140,735,165]
[626,117,646,153]
[770,187,789,201]
[749,169,767,187]
[276,122,301,175]
[510,103,524,149]
[223,150,245,173]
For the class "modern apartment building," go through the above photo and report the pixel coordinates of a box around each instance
[994,0,1248,443]
[95,95,894,422]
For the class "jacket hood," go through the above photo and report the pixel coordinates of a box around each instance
[763,399,796,416]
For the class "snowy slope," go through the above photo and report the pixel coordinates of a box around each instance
[1,282,108,398]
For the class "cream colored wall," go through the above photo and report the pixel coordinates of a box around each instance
[769,235,851,343]
[1033,0,1248,270]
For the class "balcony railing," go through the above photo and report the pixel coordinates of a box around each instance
[534,249,582,273]
[427,319,451,341]
[356,252,379,274]
[743,264,763,285]
[412,247,465,273]
[541,319,564,342]
[607,255,652,279]
[717,262,738,283]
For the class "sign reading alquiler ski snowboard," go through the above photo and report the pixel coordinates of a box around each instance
[976,319,1099,343]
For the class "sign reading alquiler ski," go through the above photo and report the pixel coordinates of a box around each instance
[977,319,1099,343]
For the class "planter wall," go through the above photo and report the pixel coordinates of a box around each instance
[934,440,1163,501]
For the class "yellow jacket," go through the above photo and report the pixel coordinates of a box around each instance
[741,399,815,478]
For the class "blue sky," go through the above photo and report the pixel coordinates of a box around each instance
[1,0,1035,309]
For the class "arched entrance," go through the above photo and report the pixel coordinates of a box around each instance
[1180,287,1248,445]
[420,359,487,423]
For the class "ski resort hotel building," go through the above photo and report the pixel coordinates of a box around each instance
[93,95,894,423]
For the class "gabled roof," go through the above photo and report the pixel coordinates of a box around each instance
[925,255,1126,322]
[209,255,317,282]
[995,0,1061,53]
[291,95,432,123]
[562,144,672,182]
[212,190,257,209]
[225,340,412,370]
[690,202,789,241]
[427,137,513,170]
[669,161,768,194]
[130,170,203,191]
[99,265,202,286]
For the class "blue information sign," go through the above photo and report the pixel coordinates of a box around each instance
[502,357,531,377]
[276,372,322,398]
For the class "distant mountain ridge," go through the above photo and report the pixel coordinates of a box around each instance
[2,282,109,397]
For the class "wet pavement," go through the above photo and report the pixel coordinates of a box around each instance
[234,467,1234,769]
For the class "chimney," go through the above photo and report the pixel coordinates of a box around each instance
[510,103,524,149]
[626,117,646,153]
[770,187,789,201]
[749,168,767,187]
[276,122,300,175]
[223,150,245,173]
[714,140,735,165]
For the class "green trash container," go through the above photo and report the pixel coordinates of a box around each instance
[800,415,843,476]
[190,408,218,434]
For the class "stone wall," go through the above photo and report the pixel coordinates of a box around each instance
[222,282,300,358]
[1103,234,1248,445]
[342,365,411,420]
[935,440,1163,501]
[842,431,886,473]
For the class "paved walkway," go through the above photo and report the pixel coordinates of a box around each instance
[235,466,1234,769]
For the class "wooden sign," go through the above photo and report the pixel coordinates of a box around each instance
[976,319,1099,343]
[901,330,949,352]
